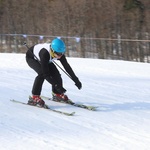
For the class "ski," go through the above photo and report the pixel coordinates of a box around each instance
[10,99,75,116]
[41,96,98,111]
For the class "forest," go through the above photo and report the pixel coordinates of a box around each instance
[0,0,150,62]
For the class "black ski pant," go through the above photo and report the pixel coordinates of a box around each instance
[26,57,62,95]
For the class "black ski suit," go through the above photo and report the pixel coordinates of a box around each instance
[26,43,81,95]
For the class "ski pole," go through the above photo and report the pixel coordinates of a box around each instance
[23,42,29,49]
[23,42,41,64]
[52,60,73,80]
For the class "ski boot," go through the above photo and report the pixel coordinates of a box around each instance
[28,95,45,107]
[52,92,69,102]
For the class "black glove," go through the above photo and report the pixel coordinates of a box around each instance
[74,78,82,90]
[54,84,66,94]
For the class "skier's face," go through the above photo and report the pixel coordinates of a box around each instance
[54,52,63,59]
[50,47,64,59]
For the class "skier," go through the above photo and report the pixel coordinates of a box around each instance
[26,38,82,107]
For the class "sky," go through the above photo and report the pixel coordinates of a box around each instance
[0,53,150,150]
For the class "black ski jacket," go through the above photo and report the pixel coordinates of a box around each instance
[26,45,79,85]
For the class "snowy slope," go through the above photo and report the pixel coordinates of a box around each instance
[0,53,150,150]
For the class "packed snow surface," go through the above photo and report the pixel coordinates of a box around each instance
[0,53,150,150]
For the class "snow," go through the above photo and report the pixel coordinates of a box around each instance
[0,53,150,150]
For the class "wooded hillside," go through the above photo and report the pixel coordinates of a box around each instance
[0,0,150,62]
[0,0,149,36]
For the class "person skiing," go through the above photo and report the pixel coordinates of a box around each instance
[26,38,82,107]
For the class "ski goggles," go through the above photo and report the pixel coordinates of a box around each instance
[50,46,64,56]
[53,51,64,56]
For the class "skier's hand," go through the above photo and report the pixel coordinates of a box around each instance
[54,84,66,94]
[74,78,82,90]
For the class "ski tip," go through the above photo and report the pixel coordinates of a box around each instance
[91,107,98,111]
[86,106,99,111]
[70,112,75,116]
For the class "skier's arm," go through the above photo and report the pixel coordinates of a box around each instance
[59,55,77,79]
[60,55,82,89]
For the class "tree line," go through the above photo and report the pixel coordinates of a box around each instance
[0,0,150,62]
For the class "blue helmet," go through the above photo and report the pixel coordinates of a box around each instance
[51,38,66,53]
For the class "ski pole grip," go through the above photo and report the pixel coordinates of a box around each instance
[23,42,29,49]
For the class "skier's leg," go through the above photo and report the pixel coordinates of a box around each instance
[26,58,44,95]
[48,63,63,94]
[48,63,69,101]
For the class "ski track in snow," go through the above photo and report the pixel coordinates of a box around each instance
[0,53,150,150]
